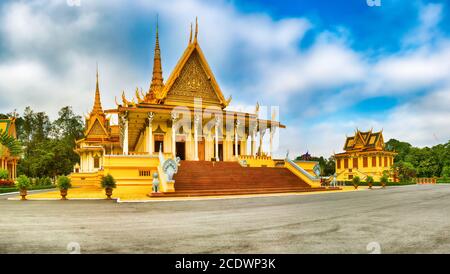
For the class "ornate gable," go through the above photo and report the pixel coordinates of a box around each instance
[158,39,230,108]
[86,118,108,137]
[166,50,221,105]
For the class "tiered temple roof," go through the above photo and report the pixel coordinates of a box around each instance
[342,129,385,152]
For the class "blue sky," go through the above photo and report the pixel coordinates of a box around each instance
[0,0,449,157]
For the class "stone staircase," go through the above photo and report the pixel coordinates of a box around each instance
[154,161,336,197]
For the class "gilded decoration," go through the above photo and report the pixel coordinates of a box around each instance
[167,51,220,103]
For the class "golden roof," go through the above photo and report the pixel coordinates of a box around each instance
[343,129,384,151]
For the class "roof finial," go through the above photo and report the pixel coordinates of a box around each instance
[189,22,193,44]
[96,62,99,89]
[194,16,198,43]
[92,63,103,113]
[156,14,159,36]
[148,14,164,99]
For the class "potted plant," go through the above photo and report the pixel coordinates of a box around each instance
[352,176,360,189]
[101,174,117,199]
[15,175,31,200]
[57,176,72,200]
[366,176,374,189]
[380,174,389,188]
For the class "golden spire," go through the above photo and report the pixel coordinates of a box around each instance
[148,14,164,99]
[92,64,103,113]
[194,17,198,43]
[189,22,193,44]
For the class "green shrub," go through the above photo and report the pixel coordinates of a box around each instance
[101,174,117,189]
[352,176,361,186]
[36,177,52,186]
[0,169,8,180]
[437,178,450,184]
[57,176,72,190]
[441,166,450,180]
[15,175,31,190]
[380,174,389,185]
[366,176,374,185]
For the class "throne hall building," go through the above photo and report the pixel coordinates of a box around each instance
[71,20,327,196]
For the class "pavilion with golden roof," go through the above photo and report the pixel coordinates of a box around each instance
[334,129,397,182]
[70,19,326,196]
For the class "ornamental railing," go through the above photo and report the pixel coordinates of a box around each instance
[285,158,320,182]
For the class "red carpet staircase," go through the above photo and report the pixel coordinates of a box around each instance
[155,161,334,197]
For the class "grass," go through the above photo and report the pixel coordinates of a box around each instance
[0,185,56,194]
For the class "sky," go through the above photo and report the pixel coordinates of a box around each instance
[0,0,449,158]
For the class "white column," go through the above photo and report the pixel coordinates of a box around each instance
[80,154,84,172]
[123,113,129,155]
[171,112,178,158]
[214,117,220,161]
[251,126,257,156]
[258,128,265,156]
[148,112,154,155]
[87,152,91,172]
[269,126,275,157]
[194,114,199,161]
[234,120,240,157]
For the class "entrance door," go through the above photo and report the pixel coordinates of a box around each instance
[213,143,224,161]
[218,143,223,161]
[154,140,164,153]
[176,142,186,160]
[198,140,205,161]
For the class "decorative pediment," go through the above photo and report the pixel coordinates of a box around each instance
[86,118,108,137]
[167,51,220,103]
[158,42,229,108]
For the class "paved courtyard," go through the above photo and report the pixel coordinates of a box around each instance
[1,184,450,253]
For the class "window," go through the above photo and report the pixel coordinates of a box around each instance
[348,175,353,179]
[337,159,341,169]
[344,158,349,169]
[363,157,368,168]
[139,170,152,177]
[372,157,377,167]
[384,157,388,167]
[353,158,358,169]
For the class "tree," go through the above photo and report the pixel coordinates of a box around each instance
[393,161,416,183]
[386,138,450,178]
[442,166,450,179]
[16,106,84,178]
[0,129,22,156]
[385,139,412,162]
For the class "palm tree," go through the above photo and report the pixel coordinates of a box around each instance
[0,129,22,156]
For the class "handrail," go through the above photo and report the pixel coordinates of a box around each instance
[285,158,320,182]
